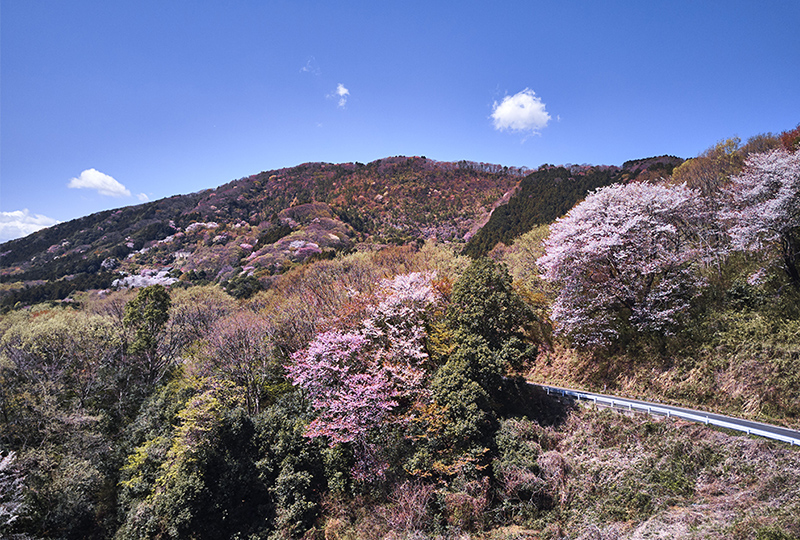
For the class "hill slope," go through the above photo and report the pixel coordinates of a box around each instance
[0,157,525,304]
[0,155,683,309]
[465,155,683,257]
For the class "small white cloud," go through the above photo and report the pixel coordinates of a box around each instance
[491,88,551,134]
[335,83,349,108]
[0,209,60,242]
[300,57,320,75]
[137,193,150,202]
[68,168,131,197]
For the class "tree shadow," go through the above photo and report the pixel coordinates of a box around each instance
[497,377,576,427]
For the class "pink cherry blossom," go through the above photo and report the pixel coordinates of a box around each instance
[285,272,438,449]
[722,148,800,286]
[537,182,714,347]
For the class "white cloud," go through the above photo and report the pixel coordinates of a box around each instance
[137,193,150,202]
[491,88,551,134]
[68,168,131,197]
[300,57,320,75]
[335,83,349,108]
[0,209,60,243]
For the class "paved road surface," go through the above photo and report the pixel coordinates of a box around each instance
[530,383,800,446]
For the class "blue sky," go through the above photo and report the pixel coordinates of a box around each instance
[1,0,799,242]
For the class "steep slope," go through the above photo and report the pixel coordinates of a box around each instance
[0,154,683,308]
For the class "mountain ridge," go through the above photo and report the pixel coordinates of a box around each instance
[0,154,680,307]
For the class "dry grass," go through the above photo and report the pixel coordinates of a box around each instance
[312,405,800,539]
[525,407,800,539]
[526,332,800,432]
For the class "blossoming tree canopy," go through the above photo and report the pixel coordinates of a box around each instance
[722,148,800,287]
[536,182,713,347]
[285,272,438,444]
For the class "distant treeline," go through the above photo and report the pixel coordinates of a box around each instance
[0,271,116,310]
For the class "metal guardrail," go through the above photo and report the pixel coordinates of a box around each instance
[536,384,800,447]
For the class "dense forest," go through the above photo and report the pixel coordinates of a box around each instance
[463,156,683,257]
[1,125,800,539]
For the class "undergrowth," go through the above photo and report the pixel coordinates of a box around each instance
[312,407,800,539]
[527,306,800,431]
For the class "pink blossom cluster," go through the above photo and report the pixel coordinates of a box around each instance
[537,182,713,347]
[722,149,800,271]
[112,268,178,290]
[185,222,220,233]
[286,272,438,445]
[538,147,800,346]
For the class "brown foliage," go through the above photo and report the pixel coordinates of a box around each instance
[198,310,278,414]
[671,137,744,197]
[381,481,436,533]
[779,123,800,151]
[444,478,490,532]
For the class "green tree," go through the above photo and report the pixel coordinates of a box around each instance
[430,333,502,456]
[448,258,535,357]
[222,274,263,300]
[0,309,121,446]
[123,285,172,386]
[117,380,325,540]
[0,309,125,539]
[419,259,538,477]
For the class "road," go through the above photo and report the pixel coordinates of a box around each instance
[529,383,800,446]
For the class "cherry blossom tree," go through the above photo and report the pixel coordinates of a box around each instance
[286,330,380,443]
[361,271,439,387]
[285,272,438,475]
[722,148,800,288]
[537,182,713,347]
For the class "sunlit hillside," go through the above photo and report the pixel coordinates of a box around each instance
[1,125,799,539]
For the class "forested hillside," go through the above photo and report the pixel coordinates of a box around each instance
[0,157,523,310]
[1,124,799,539]
[464,156,682,257]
